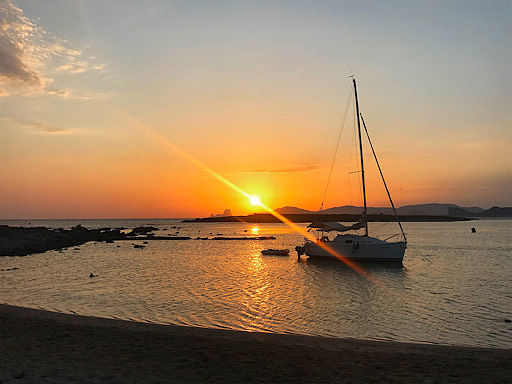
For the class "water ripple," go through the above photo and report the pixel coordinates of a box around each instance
[0,219,511,347]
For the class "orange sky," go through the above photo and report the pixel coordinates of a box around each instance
[0,1,510,218]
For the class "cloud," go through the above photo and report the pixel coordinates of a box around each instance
[92,64,106,71]
[0,0,106,96]
[242,164,319,174]
[20,120,72,134]
[46,88,109,100]
[0,115,73,134]
[56,61,88,74]
[46,89,72,98]
[0,0,47,90]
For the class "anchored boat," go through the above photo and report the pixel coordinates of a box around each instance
[298,78,407,262]
[261,249,290,256]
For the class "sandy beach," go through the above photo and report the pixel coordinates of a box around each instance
[0,304,510,383]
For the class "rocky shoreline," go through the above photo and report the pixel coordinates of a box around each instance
[0,225,275,257]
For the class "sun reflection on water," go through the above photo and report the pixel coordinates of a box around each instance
[241,245,272,330]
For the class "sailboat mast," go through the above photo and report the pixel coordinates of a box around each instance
[353,78,369,236]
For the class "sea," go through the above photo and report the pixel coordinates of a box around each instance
[0,218,511,348]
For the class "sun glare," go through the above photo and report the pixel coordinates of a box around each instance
[249,196,261,206]
[251,226,260,234]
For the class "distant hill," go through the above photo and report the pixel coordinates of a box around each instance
[274,206,313,215]
[461,207,485,214]
[395,203,460,216]
[321,205,368,215]
[274,203,507,217]
[448,206,512,217]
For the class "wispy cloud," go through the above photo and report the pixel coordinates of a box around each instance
[46,88,109,101]
[0,115,73,134]
[0,0,106,96]
[241,164,319,174]
[20,120,73,135]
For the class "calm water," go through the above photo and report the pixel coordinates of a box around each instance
[1,219,511,348]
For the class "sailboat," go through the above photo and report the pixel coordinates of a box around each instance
[298,78,407,262]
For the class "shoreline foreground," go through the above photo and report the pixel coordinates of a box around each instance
[1,304,510,383]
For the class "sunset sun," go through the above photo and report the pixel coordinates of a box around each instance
[249,196,262,206]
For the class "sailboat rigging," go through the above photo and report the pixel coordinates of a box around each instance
[298,77,407,262]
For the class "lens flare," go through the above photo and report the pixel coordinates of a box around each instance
[111,108,378,284]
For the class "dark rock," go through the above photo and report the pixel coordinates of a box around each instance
[127,226,159,236]
[0,225,128,257]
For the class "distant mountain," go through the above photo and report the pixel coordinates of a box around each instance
[320,205,366,215]
[484,207,512,217]
[461,207,485,214]
[274,206,313,215]
[395,203,460,216]
[449,206,512,217]
[321,203,465,216]
[274,203,500,217]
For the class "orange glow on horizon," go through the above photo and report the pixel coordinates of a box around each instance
[126,115,378,283]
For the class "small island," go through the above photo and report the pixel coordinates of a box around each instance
[183,213,472,223]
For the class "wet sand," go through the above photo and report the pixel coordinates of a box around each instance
[0,304,510,383]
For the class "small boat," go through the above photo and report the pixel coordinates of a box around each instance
[299,77,407,262]
[261,249,290,256]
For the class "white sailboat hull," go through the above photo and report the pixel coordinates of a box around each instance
[304,236,406,262]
